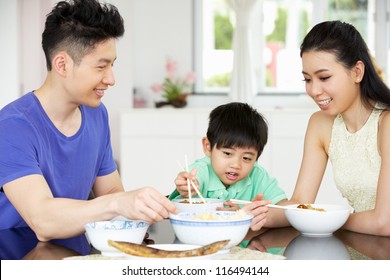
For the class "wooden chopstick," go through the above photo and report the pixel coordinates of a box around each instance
[184,155,192,204]
[230,199,251,205]
[230,199,306,211]
[189,179,206,204]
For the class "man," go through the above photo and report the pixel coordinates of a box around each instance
[0,0,176,241]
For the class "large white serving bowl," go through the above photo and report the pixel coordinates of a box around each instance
[169,211,253,249]
[172,198,224,213]
[284,204,352,237]
[85,220,149,256]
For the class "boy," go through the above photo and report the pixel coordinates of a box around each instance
[170,102,287,230]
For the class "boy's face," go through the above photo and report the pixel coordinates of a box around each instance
[61,38,117,108]
[202,138,258,187]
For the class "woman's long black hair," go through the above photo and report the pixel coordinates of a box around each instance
[300,20,390,109]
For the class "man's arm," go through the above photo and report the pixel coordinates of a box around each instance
[3,171,177,241]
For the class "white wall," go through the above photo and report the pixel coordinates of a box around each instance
[19,0,49,94]
[102,0,134,161]
[0,0,21,108]
[103,0,193,160]
[130,0,193,107]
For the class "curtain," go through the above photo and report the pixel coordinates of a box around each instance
[228,0,259,104]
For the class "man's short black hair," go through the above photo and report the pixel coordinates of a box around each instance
[42,0,124,70]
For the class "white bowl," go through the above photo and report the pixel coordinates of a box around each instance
[169,211,253,249]
[172,198,224,213]
[284,235,350,260]
[85,220,149,256]
[284,204,351,237]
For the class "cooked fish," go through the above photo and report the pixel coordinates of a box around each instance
[108,239,229,258]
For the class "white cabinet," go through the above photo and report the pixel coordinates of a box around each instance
[119,108,346,204]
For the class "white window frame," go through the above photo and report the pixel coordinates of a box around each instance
[193,0,390,97]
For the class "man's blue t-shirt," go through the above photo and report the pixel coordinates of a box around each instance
[0,92,117,229]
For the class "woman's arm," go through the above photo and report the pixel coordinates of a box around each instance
[290,112,332,203]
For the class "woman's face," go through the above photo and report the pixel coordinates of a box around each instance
[301,50,362,115]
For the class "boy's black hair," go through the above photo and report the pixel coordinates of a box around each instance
[42,0,125,70]
[206,102,268,159]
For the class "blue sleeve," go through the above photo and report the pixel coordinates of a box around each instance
[94,104,117,177]
[96,125,117,177]
[0,117,42,188]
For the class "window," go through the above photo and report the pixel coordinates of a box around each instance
[194,0,389,96]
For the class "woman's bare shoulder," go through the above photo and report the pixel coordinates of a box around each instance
[308,110,336,128]
[306,111,336,150]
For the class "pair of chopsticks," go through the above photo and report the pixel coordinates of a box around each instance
[230,199,307,211]
[177,155,206,204]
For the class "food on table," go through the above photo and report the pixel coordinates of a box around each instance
[297,204,326,212]
[180,199,205,204]
[108,239,229,258]
[193,210,249,220]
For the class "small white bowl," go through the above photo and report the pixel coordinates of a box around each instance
[169,211,253,249]
[284,204,351,237]
[172,198,224,213]
[85,220,149,256]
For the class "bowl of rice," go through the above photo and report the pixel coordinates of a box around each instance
[169,210,253,249]
[172,198,224,213]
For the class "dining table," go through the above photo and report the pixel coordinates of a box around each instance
[1,218,390,260]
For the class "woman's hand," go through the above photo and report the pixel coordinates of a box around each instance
[242,193,271,231]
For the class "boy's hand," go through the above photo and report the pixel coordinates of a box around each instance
[222,200,240,211]
[174,168,199,198]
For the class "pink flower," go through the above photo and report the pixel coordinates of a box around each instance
[184,71,196,84]
[165,58,177,79]
[151,57,196,102]
[151,83,163,93]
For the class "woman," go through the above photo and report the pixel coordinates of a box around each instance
[291,20,390,236]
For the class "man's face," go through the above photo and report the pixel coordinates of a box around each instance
[64,39,117,108]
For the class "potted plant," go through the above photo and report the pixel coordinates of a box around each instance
[151,58,196,108]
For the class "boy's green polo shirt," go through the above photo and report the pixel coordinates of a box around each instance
[169,157,286,204]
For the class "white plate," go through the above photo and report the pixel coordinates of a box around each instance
[124,244,226,259]
[301,232,333,237]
